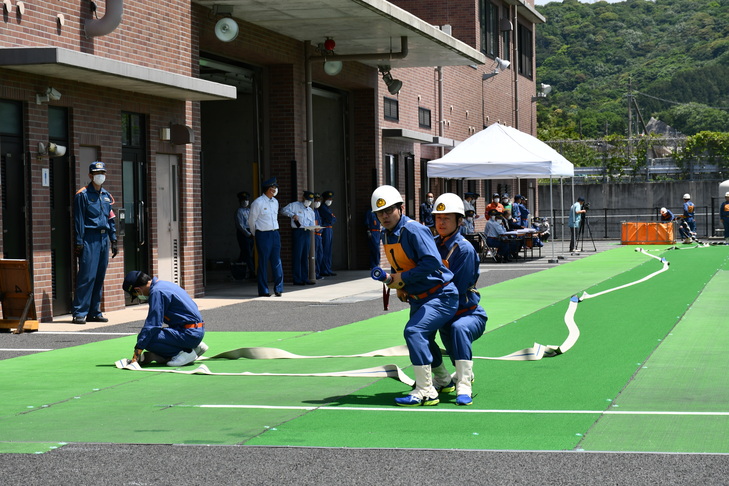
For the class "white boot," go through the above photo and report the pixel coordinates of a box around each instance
[455,360,474,406]
[432,363,455,393]
[395,365,439,406]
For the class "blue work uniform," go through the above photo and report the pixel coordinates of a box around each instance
[683,199,696,235]
[136,278,204,358]
[484,218,509,258]
[365,209,381,269]
[420,201,434,229]
[249,193,284,296]
[281,201,316,284]
[433,231,487,365]
[235,205,255,277]
[314,206,324,279]
[721,199,729,240]
[381,216,458,366]
[72,183,116,319]
[660,209,674,222]
[319,202,336,275]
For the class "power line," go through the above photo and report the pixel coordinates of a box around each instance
[634,91,729,111]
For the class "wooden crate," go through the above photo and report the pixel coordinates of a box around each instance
[0,259,38,333]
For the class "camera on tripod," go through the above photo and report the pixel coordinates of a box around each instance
[582,201,590,210]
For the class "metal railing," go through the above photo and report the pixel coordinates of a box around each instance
[549,206,714,240]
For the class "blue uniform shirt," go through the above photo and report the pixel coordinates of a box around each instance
[281,201,316,228]
[74,183,116,245]
[437,231,482,311]
[380,215,452,296]
[319,202,336,227]
[136,278,204,350]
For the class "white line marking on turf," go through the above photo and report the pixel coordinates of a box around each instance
[190,405,729,416]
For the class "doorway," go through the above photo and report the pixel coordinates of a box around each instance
[155,154,180,284]
[121,113,149,283]
[0,100,26,260]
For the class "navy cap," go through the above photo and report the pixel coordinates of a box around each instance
[502,193,510,198]
[303,190,314,200]
[578,197,585,202]
[464,192,480,198]
[89,161,106,173]
[237,191,250,201]
[492,193,500,198]
[313,192,322,199]
[122,271,144,295]
[262,177,278,189]
[322,190,334,199]
[514,194,522,200]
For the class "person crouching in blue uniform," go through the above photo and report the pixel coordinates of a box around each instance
[72,161,118,324]
[122,271,208,367]
[371,185,458,407]
[431,194,487,406]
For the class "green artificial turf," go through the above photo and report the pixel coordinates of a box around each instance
[2,245,728,452]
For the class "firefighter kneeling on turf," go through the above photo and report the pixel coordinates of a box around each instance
[122,271,208,367]
[431,193,487,406]
[371,185,458,406]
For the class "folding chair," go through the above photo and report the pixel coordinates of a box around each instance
[476,232,499,263]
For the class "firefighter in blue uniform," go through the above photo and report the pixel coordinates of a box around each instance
[371,185,458,406]
[313,193,325,279]
[319,190,337,276]
[721,192,729,244]
[281,190,316,285]
[248,177,284,297]
[680,193,696,243]
[364,208,381,269]
[122,271,208,367]
[72,161,117,324]
[431,193,487,406]
[234,191,255,279]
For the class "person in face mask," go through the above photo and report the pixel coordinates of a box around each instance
[71,161,118,324]
[484,193,504,221]
[233,191,255,280]
[248,177,284,297]
[419,192,435,233]
[122,271,208,367]
[312,193,325,279]
[281,190,316,285]
[319,190,337,277]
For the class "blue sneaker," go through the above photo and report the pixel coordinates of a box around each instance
[456,394,473,406]
[395,395,440,407]
[436,380,456,394]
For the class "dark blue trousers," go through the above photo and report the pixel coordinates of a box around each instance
[254,230,284,295]
[292,228,311,284]
[72,230,109,318]
[321,227,334,274]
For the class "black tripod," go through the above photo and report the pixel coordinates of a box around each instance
[577,211,597,252]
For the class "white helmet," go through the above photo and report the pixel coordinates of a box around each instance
[371,185,403,212]
[432,193,465,217]
[683,193,691,199]
[660,207,667,213]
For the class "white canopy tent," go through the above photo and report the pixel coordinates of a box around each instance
[427,123,575,262]
[427,123,574,179]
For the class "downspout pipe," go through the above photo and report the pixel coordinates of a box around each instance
[85,0,123,38]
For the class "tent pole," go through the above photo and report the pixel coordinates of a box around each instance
[548,177,558,263]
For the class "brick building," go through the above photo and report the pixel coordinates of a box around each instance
[0,0,543,322]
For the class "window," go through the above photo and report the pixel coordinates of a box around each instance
[418,107,431,129]
[518,24,533,79]
[480,0,499,58]
[384,97,399,121]
[502,25,511,62]
[121,112,144,147]
[385,154,398,187]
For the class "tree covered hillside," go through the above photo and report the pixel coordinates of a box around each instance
[535,0,729,139]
